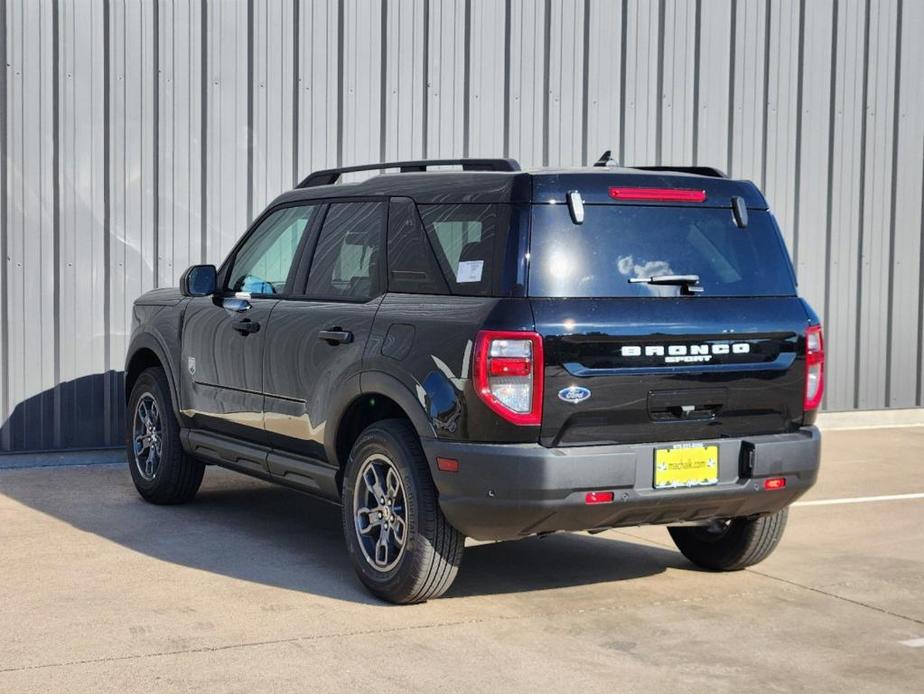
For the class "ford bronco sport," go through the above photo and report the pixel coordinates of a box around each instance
[125,156,822,603]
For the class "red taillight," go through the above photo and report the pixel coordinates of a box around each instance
[585,491,615,504]
[473,330,544,426]
[608,187,707,202]
[803,325,825,411]
[488,357,531,377]
[764,477,787,490]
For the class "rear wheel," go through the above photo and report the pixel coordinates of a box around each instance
[668,509,788,571]
[126,367,204,504]
[341,419,464,603]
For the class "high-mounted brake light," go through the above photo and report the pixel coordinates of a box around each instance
[608,187,707,203]
[803,325,825,411]
[473,330,544,426]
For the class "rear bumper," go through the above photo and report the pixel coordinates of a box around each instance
[421,427,820,541]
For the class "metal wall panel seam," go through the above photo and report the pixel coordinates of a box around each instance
[654,0,664,164]
[0,0,8,448]
[379,0,387,162]
[152,0,159,286]
[579,0,589,164]
[51,0,61,448]
[759,0,771,190]
[852,0,871,409]
[336,0,344,165]
[502,0,510,157]
[245,0,253,222]
[693,0,703,166]
[292,0,299,186]
[790,0,806,270]
[541,0,550,166]
[821,0,839,411]
[884,0,902,406]
[918,145,924,406]
[103,0,112,444]
[462,0,470,157]
[200,0,207,263]
[618,0,627,163]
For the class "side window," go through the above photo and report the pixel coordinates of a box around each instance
[228,205,318,294]
[304,201,386,301]
[418,204,510,296]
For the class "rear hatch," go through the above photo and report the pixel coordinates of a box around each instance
[527,175,811,447]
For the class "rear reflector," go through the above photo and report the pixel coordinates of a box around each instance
[585,491,615,504]
[608,187,707,202]
[763,477,786,490]
[436,457,459,473]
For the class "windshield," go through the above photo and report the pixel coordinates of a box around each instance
[528,205,796,298]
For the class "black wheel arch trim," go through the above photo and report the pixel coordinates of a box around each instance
[124,331,182,421]
[359,371,436,440]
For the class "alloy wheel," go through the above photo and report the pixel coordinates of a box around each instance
[353,453,408,572]
[132,393,163,481]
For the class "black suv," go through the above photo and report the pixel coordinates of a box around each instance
[125,157,822,603]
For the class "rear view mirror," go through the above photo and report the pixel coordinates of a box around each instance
[180,264,217,297]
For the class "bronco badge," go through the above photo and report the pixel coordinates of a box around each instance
[558,385,591,404]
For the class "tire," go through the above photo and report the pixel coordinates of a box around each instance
[668,509,789,571]
[341,419,464,604]
[126,366,204,505]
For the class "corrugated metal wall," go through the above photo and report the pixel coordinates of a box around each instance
[2,0,923,452]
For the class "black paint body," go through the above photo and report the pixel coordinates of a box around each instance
[125,165,821,540]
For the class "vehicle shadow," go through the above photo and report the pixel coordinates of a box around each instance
[0,462,691,605]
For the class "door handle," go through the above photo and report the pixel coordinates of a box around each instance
[318,328,353,345]
[231,318,261,335]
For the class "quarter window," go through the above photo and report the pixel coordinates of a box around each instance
[418,204,510,296]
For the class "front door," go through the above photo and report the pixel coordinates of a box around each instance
[262,200,388,477]
[180,204,321,449]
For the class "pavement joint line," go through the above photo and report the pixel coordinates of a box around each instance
[608,530,924,628]
[793,492,924,507]
[0,586,784,676]
[899,637,924,647]
[746,569,924,628]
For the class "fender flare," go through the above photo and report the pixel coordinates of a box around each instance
[321,372,363,465]
[323,370,436,469]
[360,371,436,440]
[124,331,182,419]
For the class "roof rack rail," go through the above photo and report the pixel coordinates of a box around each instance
[296,158,521,188]
[629,165,727,178]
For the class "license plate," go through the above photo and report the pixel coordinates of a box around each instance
[654,445,719,489]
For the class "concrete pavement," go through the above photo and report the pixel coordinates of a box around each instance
[1,426,922,692]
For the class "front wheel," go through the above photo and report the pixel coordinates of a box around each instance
[668,509,789,571]
[126,367,204,504]
[341,419,464,604]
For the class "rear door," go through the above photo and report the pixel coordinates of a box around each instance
[527,202,810,447]
[180,204,319,450]
[262,200,387,477]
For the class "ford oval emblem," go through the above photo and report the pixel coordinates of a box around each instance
[558,385,591,404]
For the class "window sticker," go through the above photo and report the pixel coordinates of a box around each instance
[456,260,484,283]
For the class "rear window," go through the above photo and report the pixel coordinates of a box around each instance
[528,205,796,298]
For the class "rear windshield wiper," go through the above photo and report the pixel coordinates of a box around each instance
[628,274,704,295]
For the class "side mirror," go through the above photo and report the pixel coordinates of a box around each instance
[180,264,218,297]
